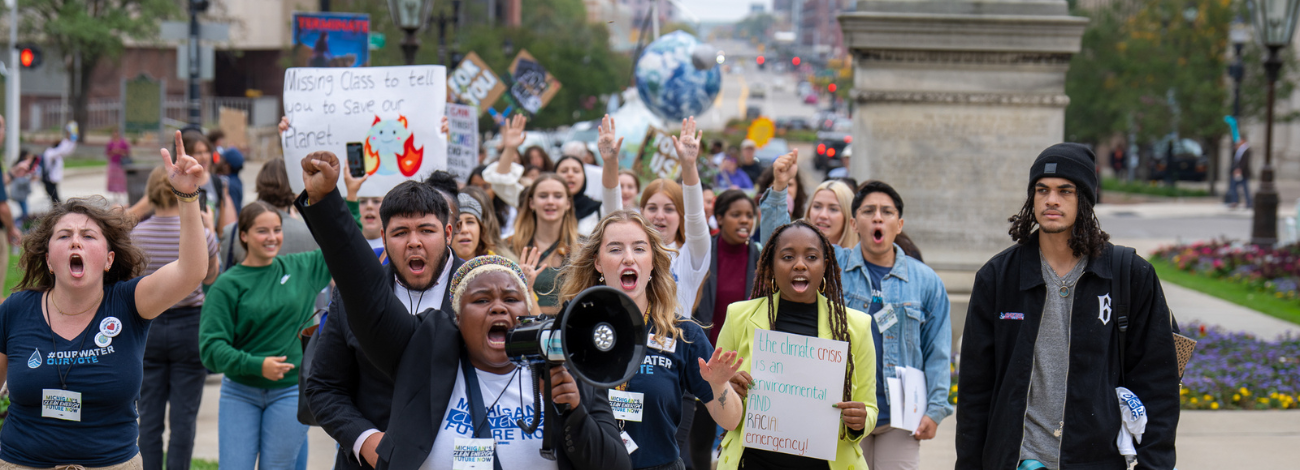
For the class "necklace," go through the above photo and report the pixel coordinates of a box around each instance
[50,290,104,316]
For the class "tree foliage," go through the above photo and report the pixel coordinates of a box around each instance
[342,0,630,129]
[1065,0,1296,145]
[18,0,179,128]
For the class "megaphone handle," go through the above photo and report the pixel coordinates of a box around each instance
[539,362,559,461]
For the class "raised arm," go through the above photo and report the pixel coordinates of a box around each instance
[484,114,528,208]
[758,152,797,247]
[597,115,625,213]
[672,117,711,271]
[136,130,211,319]
[296,151,416,378]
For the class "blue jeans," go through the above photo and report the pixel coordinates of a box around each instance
[218,378,309,470]
[139,307,207,470]
[1227,176,1253,208]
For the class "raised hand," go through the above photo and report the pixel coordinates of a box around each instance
[519,246,549,291]
[160,130,204,194]
[834,401,868,431]
[597,114,624,164]
[301,150,341,204]
[698,348,744,388]
[670,117,704,165]
[343,166,371,202]
[502,114,528,151]
[771,150,799,192]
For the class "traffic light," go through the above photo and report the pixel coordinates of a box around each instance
[828,83,837,93]
[792,57,801,66]
[17,44,41,69]
[756,56,765,65]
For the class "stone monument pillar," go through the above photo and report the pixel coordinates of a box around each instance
[839,1,1087,267]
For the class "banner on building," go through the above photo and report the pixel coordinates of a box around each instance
[282,65,447,198]
[292,12,371,68]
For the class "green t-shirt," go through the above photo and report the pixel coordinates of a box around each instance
[199,250,332,389]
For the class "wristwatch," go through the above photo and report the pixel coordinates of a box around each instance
[172,187,201,203]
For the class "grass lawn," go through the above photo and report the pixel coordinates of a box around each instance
[64,159,107,169]
[1150,258,1300,326]
[1102,176,1209,198]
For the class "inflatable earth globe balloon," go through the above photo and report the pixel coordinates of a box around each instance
[635,31,722,122]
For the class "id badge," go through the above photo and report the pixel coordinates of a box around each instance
[620,430,639,454]
[648,333,676,353]
[609,389,645,422]
[41,389,82,421]
[874,305,899,332]
[452,438,495,470]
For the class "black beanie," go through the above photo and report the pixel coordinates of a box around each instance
[1028,143,1098,204]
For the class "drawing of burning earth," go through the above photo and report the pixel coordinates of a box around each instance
[364,115,424,176]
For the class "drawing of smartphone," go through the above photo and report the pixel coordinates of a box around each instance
[346,142,365,178]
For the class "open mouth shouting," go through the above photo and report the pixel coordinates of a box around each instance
[69,254,85,278]
[407,256,428,275]
[487,320,512,349]
[619,268,639,291]
[735,225,751,240]
[790,274,812,293]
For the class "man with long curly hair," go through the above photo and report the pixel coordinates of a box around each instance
[957,143,1181,470]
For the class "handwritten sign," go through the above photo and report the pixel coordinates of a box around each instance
[445,103,479,183]
[635,126,680,183]
[282,65,447,198]
[744,328,848,460]
[448,52,506,113]
[507,49,562,115]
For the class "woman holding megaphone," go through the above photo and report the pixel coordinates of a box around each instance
[560,119,746,470]
[294,150,631,470]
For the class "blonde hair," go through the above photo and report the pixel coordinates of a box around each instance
[639,179,685,244]
[146,166,177,209]
[808,180,859,248]
[560,210,682,344]
[508,173,580,259]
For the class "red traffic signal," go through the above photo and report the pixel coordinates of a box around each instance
[792,57,801,66]
[828,83,837,93]
[17,44,41,69]
[756,56,765,65]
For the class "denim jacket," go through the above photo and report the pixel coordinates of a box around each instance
[761,187,954,425]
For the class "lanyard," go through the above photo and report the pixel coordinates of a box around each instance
[458,350,517,470]
[44,292,95,390]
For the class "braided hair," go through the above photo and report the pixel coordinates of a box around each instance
[750,220,854,403]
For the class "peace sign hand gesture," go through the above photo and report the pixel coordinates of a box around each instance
[160,130,204,194]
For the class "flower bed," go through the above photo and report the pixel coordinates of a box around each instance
[1152,240,1300,301]
[947,323,1300,410]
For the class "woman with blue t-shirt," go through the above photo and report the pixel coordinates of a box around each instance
[558,120,745,470]
[0,131,211,469]
[199,200,332,470]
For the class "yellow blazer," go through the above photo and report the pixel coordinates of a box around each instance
[715,294,878,470]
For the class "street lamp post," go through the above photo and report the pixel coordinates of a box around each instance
[431,0,462,65]
[389,0,434,66]
[1250,0,1300,247]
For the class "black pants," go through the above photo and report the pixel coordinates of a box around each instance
[688,399,718,470]
[677,396,696,469]
[138,306,207,470]
[42,180,59,205]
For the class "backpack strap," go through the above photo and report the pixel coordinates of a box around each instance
[1112,245,1135,386]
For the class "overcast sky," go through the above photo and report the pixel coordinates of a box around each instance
[687,0,773,22]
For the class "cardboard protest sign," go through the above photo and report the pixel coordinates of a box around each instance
[282,65,447,198]
[634,126,680,183]
[448,52,506,113]
[445,103,479,183]
[292,13,370,68]
[218,107,248,149]
[507,49,562,115]
[744,328,849,460]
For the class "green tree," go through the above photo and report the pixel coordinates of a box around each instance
[17,0,179,129]
[733,13,774,41]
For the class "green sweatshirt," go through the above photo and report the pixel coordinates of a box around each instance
[199,250,332,389]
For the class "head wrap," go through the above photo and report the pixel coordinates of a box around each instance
[458,193,483,221]
[449,255,530,315]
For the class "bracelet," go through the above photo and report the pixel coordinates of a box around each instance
[172,187,200,203]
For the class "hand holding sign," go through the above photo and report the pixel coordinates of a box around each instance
[302,151,341,204]
[833,401,869,431]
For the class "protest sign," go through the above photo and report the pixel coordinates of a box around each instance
[448,52,506,113]
[744,328,849,461]
[282,65,447,198]
[635,127,681,184]
[507,50,562,115]
[445,103,479,183]
[218,107,248,149]
[292,13,370,68]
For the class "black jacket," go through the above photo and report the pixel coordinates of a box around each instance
[692,235,760,327]
[957,236,1180,470]
[297,189,631,470]
[305,255,463,470]
[1231,144,1253,179]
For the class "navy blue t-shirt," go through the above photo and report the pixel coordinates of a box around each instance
[623,320,715,468]
[0,278,149,467]
[864,261,891,426]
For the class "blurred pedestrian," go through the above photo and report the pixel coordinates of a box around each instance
[1227,135,1253,209]
[106,128,130,203]
[38,123,77,205]
[209,130,246,214]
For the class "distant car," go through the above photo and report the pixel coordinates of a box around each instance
[753,138,790,165]
[775,117,812,131]
[749,83,767,99]
[814,132,852,171]
[804,93,818,105]
[746,105,762,120]
[1147,136,1208,182]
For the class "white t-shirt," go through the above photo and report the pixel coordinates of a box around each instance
[669,241,710,319]
[423,366,557,470]
[367,237,384,251]
[393,255,454,314]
